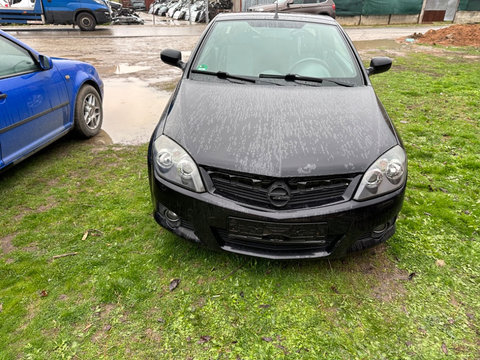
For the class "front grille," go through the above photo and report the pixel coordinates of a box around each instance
[215,228,340,255]
[206,168,355,210]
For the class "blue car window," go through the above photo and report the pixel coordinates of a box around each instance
[0,36,39,78]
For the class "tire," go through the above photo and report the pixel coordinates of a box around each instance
[77,12,96,31]
[74,85,103,138]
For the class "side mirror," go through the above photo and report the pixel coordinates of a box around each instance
[38,55,53,70]
[367,57,392,76]
[160,49,185,70]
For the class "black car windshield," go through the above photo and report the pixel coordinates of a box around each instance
[191,19,363,86]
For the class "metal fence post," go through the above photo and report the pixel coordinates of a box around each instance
[418,0,428,23]
[206,0,209,23]
[189,0,192,25]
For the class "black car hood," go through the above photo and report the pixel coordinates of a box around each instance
[163,79,398,177]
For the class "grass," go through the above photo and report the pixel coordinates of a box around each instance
[1,46,479,359]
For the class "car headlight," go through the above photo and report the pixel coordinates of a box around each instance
[153,135,205,192]
[354,145,406,201]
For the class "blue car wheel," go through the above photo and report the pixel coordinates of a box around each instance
[77,12,97,31]
[74,85,103,138]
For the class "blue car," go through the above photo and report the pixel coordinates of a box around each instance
[0,29,103,171]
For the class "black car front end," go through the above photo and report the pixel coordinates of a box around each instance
[148,13,407,259]
[148,147,405,260]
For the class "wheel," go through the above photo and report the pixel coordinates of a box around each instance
[288,58,331,78]
[77,12,96,31]
[74,85,103,138]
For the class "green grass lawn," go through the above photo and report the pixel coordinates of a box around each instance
[0,46,479,359]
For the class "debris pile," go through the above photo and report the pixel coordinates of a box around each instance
[148,0,232,22]
[412,24,480,47]
[109,1,145,25]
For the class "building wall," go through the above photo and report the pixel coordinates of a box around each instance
[454,10,480,22]
[233,0,480,24]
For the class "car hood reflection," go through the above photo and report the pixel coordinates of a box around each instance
[163,79,398,177]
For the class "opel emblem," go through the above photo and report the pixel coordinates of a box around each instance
[267,182,291,207]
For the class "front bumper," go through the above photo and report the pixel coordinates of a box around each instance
[149,165,405,260]
[94,9,112,24]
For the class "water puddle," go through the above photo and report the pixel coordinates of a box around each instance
[102,77,170,145]
[114,63,151,75]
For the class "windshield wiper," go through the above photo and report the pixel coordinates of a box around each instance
[259,73,354,87]
[191,69,256,84]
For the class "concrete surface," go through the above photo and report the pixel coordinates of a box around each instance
[337,16,361,26]
[389,14,420,25]
[454,11,480,24]
[359,15,391,25]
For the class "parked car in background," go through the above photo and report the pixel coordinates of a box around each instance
[149,13,406,259]
[130,0,145,10]
[108,0,122,12]
[248,0,335,18]
[0,0,112,31]
[10,0,35,8]
[0,29,103,172]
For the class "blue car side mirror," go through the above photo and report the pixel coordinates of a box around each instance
[38,55,53,70]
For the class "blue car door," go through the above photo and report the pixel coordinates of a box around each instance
[0,34,70,169]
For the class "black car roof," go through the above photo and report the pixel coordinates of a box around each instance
[214,12,338,25]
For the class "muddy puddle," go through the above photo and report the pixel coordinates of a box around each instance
[114,64,151,75]
[102,77,170,145]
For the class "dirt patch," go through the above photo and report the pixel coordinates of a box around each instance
[1,234,16,255]
[11,196,57,222]
[151,78,180,92]
[411,24,480,47]
[34,196,58,213]
[37,204,55,213]
[93,303,116,319]
[337,244,409,302]
[17,301,40,332]
[145,328,162,342]
[22,243,39,253]
[84,130,113,147]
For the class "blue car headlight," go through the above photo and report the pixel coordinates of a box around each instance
[354,145,407,201]
[153,135,205,193]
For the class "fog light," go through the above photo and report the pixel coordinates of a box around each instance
[164,209,180,228]
[372,223,388,237]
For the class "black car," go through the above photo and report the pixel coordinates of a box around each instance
[148,13,406,259]
[130,0,145,10]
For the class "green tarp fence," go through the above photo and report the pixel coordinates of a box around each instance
[458,0,480,11]
[335,0,423,16]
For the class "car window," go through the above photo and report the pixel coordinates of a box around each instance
[0,36,39,78]
[191,19,362,86]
